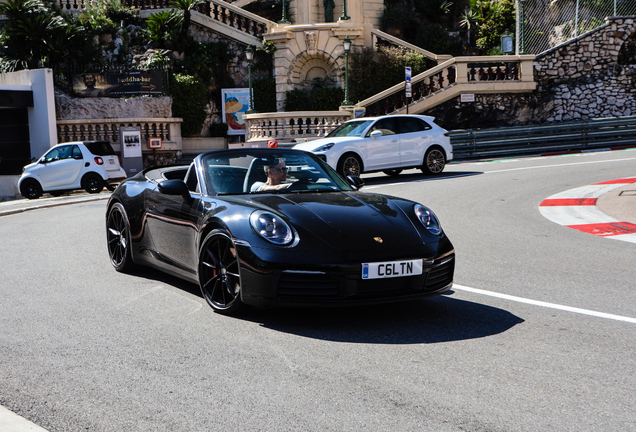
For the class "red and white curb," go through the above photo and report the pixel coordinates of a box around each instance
[539,178,636,243]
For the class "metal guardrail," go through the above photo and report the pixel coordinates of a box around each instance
[449,116,636,160]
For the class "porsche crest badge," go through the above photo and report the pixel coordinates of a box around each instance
[374,237,383,243]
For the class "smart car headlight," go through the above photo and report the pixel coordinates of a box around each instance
[250,211,294,245]
[414,204,442,236]
[314,142,334,152]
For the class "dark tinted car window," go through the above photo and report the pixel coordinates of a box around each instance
[72,145,83,159]
[84,141,116,156]
[397,117,432,133]
[367,118,397,136]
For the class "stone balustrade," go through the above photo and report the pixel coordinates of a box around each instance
[359,55,536,117]
[244,111,354,142]
[56,117,183,153]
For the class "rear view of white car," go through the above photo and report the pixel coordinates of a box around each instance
[18,140,127,199]
[293,114,453,178]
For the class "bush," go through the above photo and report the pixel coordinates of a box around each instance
[209,122,228,137]
[284,87,344,111]
[349,46,429,104]
[171,73,208,137]
[253,78,276,112]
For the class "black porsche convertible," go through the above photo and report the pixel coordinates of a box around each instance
[106,148,455,315]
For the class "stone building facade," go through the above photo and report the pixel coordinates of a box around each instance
[425,16,636,131]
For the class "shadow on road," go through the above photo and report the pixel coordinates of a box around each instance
[361,171,483,187]
[239,292,524,344]
[129,269,523,345]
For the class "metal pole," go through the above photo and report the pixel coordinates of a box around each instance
[343,50,351,105]
[340,0,350,21]
[520,0,526,54]
[279,0,290,24]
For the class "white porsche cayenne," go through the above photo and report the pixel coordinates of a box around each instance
[293,114,453,178]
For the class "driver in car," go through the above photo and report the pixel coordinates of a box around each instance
[251,159,292,192]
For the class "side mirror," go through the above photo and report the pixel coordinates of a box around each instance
[158,179,192,202]
[346,175,365,190]
[369,130,383,139]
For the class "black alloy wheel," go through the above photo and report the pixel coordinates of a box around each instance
[83,173,104,194]
[337,153,362,178]
[199,230,244,315]
[107,203,134,272]
[421,148,446,175]
[383,169,403,177]
[20,179,42,200]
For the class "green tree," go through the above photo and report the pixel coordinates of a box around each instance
[0,0,66,70]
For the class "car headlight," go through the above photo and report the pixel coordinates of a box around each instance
[250,211,294,245]
[414,204,442,236]
[314,142,334,152]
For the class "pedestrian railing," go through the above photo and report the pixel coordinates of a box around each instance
[244,111,353,142]
[450,116,636,160]
[57,117,183,153]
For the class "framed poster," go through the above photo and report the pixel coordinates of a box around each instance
[121,128,142,158]
[221,88,250,136]
[148,137,162,149]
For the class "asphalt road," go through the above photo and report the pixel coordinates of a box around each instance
[1,149,634,431]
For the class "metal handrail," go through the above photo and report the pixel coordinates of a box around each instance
[449,116,636,160]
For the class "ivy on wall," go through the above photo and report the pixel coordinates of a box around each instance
[170,73,208,137]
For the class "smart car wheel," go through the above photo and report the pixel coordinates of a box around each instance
[83,173,104,194]
[107,203,134,272]
[421,148,446,175]
[337,153,362,178]
[383,169,403,177]
[20,179,42,200]
[199,230,244,315]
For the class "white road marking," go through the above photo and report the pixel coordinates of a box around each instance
[481,156,636,174]
[539,205,617,226]
[454,284,636,324]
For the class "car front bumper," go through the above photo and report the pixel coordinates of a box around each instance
[237,243,455,308]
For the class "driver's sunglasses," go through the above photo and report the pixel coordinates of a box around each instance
[272,167,289,173]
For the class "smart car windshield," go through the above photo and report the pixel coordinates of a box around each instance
[326,120,372,138]
[201,149,354,196]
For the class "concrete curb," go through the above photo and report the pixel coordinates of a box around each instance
[0,194,110,217]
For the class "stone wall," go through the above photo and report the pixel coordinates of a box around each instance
[55,90,173,120]
[424,17,636,131]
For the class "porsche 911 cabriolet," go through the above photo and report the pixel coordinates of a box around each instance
[106,148,455,315]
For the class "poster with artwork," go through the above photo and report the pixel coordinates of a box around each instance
[121,128,142,158]
[221,88,250,135]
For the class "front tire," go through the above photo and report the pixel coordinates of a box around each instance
[421,147,446,175]
[107,203,134,272]
[20,179,42,200]
[83,173,104,194]
[337,153,362,178]
[199,230,244,315]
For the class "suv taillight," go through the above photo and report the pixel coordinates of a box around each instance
[94,157,104,165]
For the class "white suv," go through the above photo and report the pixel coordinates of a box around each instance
[293,115,453,178]
[18,141,127,199]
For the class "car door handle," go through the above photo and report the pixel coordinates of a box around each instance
[392,139,398,143]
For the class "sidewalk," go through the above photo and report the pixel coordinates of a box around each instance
[0,192,111,217]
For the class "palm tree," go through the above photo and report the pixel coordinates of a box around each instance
[169,0,205,36]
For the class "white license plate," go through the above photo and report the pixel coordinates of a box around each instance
[109,159,115,164]
[361,259,423,279]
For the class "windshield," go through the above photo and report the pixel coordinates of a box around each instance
[326,120,373,138]
[200,149,354,196]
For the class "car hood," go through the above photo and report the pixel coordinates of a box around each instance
[244,192,425,251]
[293,136,359,151]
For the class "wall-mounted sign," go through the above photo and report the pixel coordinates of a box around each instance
[221,88,250,136]
[120,126,143,176]
[148,138,162,149]
[72,71,163,97]
[461,94,475,103]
